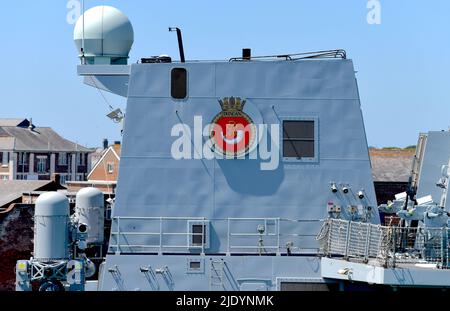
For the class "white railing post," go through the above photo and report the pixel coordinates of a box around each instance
[227,219,230,255]
[344,221,352,260]
[202,218,205,255]
[326,220,333,256]
[391,228,396,268]
[364,224,371,262]
[441,227,445,268]
[116,217,121,254]
[277,218,281,256]
[447,228,449,268]
[159,217,163,255]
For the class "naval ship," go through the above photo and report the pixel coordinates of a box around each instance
[14,6,450,291]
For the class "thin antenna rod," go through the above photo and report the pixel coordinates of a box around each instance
[169,27,185,63]
[81,0,85,64]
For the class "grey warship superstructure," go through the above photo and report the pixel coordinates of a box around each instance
[15,6,450,291]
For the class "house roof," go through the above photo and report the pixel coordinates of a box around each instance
[0,180,56,208]
[0,136,14,150]
[370,149,415,182]
[0,119,29,127]
[112,143,121,156]
[0,126,92,152]
[87,145,120,180]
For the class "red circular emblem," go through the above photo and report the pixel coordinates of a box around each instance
[210,97,256,157]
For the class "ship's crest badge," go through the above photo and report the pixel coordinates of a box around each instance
[210,97,257,157]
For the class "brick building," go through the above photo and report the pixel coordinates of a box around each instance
[0,119,93,184]
[369,148,415,205]
[66,141,120,194]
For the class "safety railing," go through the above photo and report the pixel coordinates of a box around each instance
[110,216,322,255]
[229,49,347,62]
[319,219,450,269]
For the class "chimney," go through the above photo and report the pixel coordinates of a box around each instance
[242,48,251,60]
[114,141,121,146]
[51,173,61,186]
[103,138,109,150]
[28,118,34,131]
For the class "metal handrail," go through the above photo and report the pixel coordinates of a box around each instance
[111,216,321,255]
[229,49,347,62]
[322,219,450,269]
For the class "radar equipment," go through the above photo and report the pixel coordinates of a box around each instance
[106,108,125,124]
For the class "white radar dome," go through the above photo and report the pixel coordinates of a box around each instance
[74,6,134,65]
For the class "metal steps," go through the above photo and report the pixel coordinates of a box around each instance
[209,260,225,290]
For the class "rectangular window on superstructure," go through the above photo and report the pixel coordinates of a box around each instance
[282,120,315,158]
[192,225,206,246]
[107,163,114,174]
[171,68,187,99]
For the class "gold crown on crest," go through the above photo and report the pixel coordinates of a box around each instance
[218,97,246,111]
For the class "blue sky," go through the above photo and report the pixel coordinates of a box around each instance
[1,0,449,148]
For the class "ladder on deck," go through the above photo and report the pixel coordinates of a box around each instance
[209,260,225,290]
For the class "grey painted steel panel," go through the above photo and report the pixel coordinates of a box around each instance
[82,58,378,290]
[417,131,450,209]
[321,257,450,287]
[75,187,105,244]
[99,254,324,291]
[34,192,70,260]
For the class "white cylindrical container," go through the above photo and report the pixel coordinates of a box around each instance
[75,188,104,244]
[34,192,70,261]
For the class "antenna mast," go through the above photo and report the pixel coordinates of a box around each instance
[169,27,185,63]
[81,0,85,64]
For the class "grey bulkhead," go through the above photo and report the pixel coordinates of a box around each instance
[94,59,378,290]
[416,131,450,210]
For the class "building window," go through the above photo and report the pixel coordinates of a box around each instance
[19,153,28,165]
[60,175,67,185]
[77,153,85,166]
[37,157,47,173]
[282,120,315,159]
[1,175,8,180]
[107,163,114,174]
[18,152,28,165]
[1,152,9,166]
[58,153,67,166]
